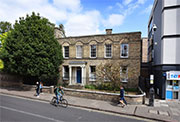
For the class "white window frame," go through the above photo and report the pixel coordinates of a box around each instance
[104,44,112,58]
[63,46,69,59]
[76,45,82,58]
[120,66,128,83]
[90,45,97,58]
[120,44,129,58]
[63,66,69,80]
[89,66,96,81]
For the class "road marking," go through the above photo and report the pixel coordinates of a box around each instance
[0,105,64,122]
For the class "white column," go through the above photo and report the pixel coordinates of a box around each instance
[81,66,86,86]
[69,66,72,85]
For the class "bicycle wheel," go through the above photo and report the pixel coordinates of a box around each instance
[50,97,56,105]
[60,99,68,108]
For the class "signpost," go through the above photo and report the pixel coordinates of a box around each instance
[149,74,154,106]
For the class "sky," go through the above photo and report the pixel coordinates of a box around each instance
[0,0,153,37]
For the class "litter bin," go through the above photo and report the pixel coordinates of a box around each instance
[149,87,154,106]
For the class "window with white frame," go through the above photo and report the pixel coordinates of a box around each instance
[120,66,128,82]
[105,44,112,58]
[63,66,69,80]
[64,46,69,58]
[120,44,129,58]
[76,45,82,58]
[90,45,96,58]
[89,66,96,81]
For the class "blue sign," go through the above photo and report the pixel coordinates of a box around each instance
[171,74,180,79]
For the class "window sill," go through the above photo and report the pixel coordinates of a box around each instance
[104,57,112,59]
[120,56,128,59]
[90,57,97,59]
[89,79,96,81]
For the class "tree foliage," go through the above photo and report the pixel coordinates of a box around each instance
[0,32,9,70]
[0,21,12,34]
[96,61,133,91]
[0,12,63,85]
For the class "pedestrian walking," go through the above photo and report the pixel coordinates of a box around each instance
[36,81,40,97]
[119,86,127,107]
[40,82,43,94]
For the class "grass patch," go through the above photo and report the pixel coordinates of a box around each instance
[84,84,138,93]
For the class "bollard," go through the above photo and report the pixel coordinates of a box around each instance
[149,87,154,106]
[50,86,54,94]
[142,93,146,104]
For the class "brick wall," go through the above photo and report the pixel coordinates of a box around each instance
[0,73,23,88]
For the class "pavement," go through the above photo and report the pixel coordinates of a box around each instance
[0,88,180,122]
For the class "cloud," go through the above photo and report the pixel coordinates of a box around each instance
[0,0,68,24]
[123,0,134,5]
[122,0,147,16]
[0,0,103,36]
[0,0,148,36]
[104,14,125,28]
[141,4,153,14]
[53,0,82,12]
[65,10,102,36]
[137,0,147,4]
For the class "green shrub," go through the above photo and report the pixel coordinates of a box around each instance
[85,84,96,90]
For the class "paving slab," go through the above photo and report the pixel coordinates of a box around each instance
[149,110,158,114]
[158,111,169,116]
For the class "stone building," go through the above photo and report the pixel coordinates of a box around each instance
[57,29,141,88]
[142,37,148,63]
[54,24,66,38]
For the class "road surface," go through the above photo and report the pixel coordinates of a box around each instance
[0,94,151,122]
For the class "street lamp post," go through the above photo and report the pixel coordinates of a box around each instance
[149,75,154,106]
[149,24,157,107]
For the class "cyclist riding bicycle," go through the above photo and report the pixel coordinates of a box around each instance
[54,86,64,104]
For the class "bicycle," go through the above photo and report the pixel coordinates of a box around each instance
[50,96,68,108]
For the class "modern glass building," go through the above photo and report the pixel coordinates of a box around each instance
[148,0,180,100]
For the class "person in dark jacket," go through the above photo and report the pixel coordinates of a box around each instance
[36,82,40,97]
[119,86,127,107]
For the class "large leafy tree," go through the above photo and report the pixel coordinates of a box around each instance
[0,12,63,85]
[0,21,12,34]
[0,32,9,70]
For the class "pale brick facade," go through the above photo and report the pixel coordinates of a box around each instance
[142,38,148,63]
[57,30,141,88]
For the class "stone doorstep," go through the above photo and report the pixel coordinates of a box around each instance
[149,110,169,116]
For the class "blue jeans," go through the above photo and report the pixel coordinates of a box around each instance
[56,94,62,104]
[36,88,40,96]
[120,97,127,105]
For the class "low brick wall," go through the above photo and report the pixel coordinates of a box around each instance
[0,73,23,88]
[63,88,145,105]
[21,85,53,93]
[25,86,145,105]
[34,86,145,105]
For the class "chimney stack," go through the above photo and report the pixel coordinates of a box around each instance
[106,29,112,34]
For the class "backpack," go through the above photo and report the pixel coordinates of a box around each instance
[54,88,57,94]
